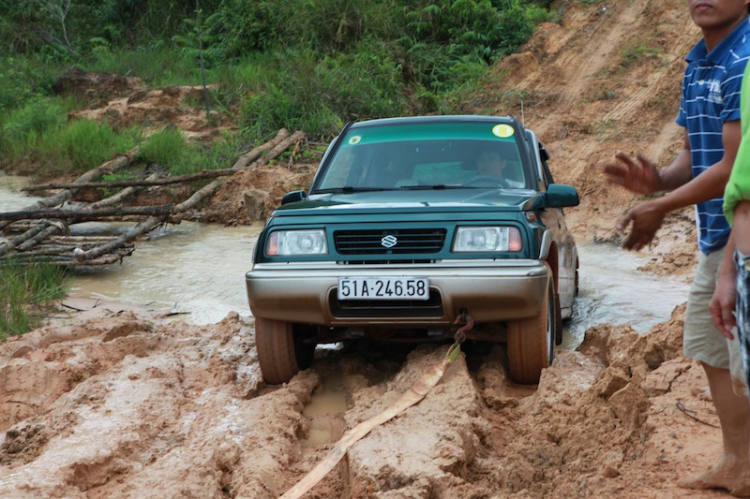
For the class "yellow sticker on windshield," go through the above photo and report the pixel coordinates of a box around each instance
[492,124,514,138]
[348,135,362,145]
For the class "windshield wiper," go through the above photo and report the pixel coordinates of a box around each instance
[316,186,392,194]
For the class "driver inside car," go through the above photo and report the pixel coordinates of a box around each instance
[475,150,525,188]
[477,150,508,177]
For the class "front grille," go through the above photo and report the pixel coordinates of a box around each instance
[334,229,446,255]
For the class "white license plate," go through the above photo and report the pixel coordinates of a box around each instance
[338,277,429,300]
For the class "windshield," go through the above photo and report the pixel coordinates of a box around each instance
[314,121,528,192]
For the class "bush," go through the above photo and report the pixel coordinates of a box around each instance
[54,119,133,173]
[239,44,409,140]
[0,98,66,161]
[139,126,188,168]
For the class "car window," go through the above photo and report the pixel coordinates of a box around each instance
[314,122,529,191]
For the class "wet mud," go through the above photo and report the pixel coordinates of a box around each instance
[0,304,732,498]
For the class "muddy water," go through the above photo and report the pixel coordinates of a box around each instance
[0,175,37,211]
[1,175,689,336]
[301,373,348,447]
[562,243,690,348]
[68,222,262,324]
[0,174,261,325]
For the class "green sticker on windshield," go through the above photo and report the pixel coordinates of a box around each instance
[492,124,514,138]
[348,135,362,145]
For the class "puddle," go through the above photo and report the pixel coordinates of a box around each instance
[0,174,261,325]
[0,175,42,213]
[67,222,262,325]
[561,242,691,349]
[301,373,348,447]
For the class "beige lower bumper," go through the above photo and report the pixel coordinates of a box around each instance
[246,260,550,327]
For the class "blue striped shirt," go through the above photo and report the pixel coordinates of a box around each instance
[677,18,750,254]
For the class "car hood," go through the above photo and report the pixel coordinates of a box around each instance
[275,189,541,216]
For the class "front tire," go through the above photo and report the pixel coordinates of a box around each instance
[255,318,316,385]
[507,277,556,384]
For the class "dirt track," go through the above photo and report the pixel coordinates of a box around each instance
[0,1,740,498]
[0,302,729,498]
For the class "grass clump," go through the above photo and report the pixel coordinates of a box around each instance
[0,262,68,340]
[139,126,189,170]
[55,119,135,173]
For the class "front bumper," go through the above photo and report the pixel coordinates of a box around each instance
[246,260,550,327]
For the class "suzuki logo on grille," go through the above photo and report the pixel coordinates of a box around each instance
[381,235,398,248]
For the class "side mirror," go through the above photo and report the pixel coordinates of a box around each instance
[281,190,307,205]
[545,184,579,208]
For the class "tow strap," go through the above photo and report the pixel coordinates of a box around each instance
[279,312,473,499]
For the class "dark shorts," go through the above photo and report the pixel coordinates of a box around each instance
[736,249,750,397]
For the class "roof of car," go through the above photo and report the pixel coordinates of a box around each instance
[349,115,521,129]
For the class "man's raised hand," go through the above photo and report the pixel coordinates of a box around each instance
[604,152,662,195]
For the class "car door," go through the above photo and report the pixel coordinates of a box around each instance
[538,145,577,311]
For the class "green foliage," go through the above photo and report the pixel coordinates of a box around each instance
[0,261,67,339]
[88,44,207,86]
[138,126,188,168]
[0,0,555,170]
[52,119,134,173]
[0,63,34,113]
[0,56,65,112]
[137,126,242,176]
[0,97,66,161]
[239,45,408,140]
[1,98,65,143]
[242,83,343,143]
[171,11,226,70]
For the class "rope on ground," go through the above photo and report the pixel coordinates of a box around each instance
[675,401,720,428]
[279,343,463,499]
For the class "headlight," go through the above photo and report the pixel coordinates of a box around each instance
[267,229,328,256]
[453,226,522,252]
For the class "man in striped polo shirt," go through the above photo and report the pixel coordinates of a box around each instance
[604,1,750,495]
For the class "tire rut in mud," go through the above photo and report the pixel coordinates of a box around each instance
[277,340,534,498]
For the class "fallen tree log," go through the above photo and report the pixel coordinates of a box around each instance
[1,128,306,266]
[0,223,51,256]
[14,242,134,256]
[91,172,160,208]
[22,168,237,191]
[75,129,304,263]
[0,249,133,266]
[48,235,125,244]
[0,205,174,222]
[0,147,138,231]
[16,222,69,252]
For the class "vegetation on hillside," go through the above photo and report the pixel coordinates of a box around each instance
[0,0,557,175]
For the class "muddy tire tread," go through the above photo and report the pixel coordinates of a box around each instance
[255,317,299,385]
[507,279,554,384]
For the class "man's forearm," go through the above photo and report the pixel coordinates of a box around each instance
[658,147,694,192]
[652,157,734,214]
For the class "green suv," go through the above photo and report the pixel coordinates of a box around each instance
[246,115,579,385]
